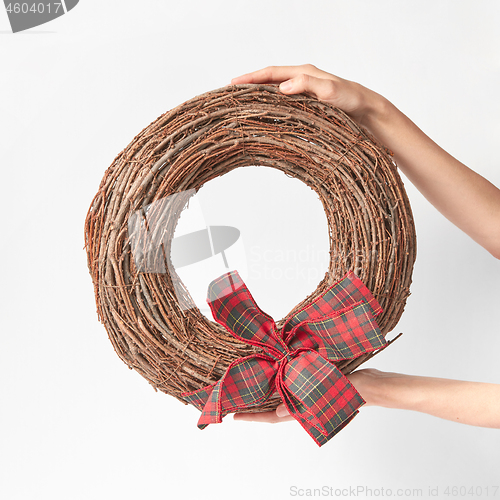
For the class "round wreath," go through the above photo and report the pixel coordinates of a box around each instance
[84,84,416,412]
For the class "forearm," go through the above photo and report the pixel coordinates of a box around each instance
[350,369,500,428]
[232,65,500,252]
[363,96,500,258]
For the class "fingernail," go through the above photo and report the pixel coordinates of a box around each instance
[280,80,292,92]
[276,406,289,417]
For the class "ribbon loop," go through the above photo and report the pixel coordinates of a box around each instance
[207,272,288,359]
[181,270,388,446]
[288,302,385,362]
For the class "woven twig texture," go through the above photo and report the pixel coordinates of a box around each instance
[84,84,416,411]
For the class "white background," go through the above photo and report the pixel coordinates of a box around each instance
[1,1,499,499]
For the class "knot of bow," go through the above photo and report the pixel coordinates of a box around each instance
[181,270,387,446]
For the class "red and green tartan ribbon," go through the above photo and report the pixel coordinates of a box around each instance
[181,270,387,446]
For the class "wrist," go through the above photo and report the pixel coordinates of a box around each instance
[347,368,387,406]
[359,93,394,134]
[348,369,425,410]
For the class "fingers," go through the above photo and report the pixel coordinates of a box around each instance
[230,64,372,133]
[231,64,331,85]
[231,65,342,104]
[279,73,339,101]
[233,404,293,423]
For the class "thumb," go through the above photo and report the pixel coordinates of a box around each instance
[276,404,290,417]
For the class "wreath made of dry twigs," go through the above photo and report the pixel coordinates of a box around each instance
[84,84,416,412]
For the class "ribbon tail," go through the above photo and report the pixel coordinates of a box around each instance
[303,411,360,447]
[181,381,218,413]
[181,354,278,429]
[283,395,361,447]
[278,350,365,447]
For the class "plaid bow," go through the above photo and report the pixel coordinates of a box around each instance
[181,270,387,446]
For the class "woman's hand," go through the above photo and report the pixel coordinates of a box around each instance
[233,403,294,423]
[231,64,386,129]
[233,369,379,424]
[233,368,500,428]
